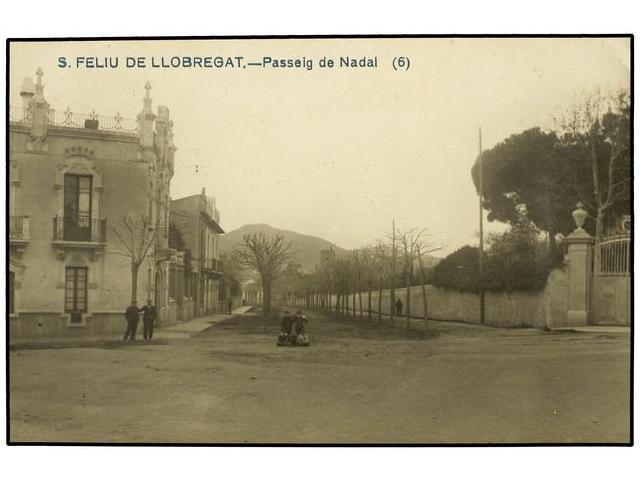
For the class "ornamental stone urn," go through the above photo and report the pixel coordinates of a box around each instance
[571,202,589,232]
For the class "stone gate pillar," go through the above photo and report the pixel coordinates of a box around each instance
[565,203,594,326]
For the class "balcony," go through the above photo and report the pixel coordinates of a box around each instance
[10,106,139,137]
[52,216,107,260]
[9,215,30,256]
[202,258,224,275]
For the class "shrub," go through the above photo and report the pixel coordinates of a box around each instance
[432,222,558,293]
[431,246,481,293]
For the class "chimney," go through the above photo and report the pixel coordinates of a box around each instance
[20,77,35,111]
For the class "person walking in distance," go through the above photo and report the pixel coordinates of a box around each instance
[140,299,157,343]
[124,300,140,343]
[395,297,403,316]
[227,297,233,314]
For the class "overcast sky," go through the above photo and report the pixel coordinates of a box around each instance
[10,38,630,254]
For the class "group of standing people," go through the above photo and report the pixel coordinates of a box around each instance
[124,299,158,344]
[277,310,310,347]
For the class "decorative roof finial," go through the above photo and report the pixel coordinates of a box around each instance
[33,67,48,103]
[144,81,151,99]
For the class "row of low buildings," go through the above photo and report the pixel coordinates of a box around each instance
[8,69,228,343]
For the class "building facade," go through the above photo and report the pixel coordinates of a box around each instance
[8,69,179,343]
[170,189,225,317]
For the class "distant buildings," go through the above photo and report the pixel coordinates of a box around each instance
[8,69,179,342]
[241,279,263,306]
[170,188,225,317]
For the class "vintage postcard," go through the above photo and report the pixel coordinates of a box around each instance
[7,37,631,444]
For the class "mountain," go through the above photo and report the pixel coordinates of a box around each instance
[218,223,442,274]
[218,224,347,273]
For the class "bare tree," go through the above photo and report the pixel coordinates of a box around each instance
[559,89,630,240]
[352,249,365,319]
[332,255,352,317]
[112,214,162,303]
[233,232,295,315]
[386,220,399,326]
[359,246,375,322]
[372,240,389,323]
[415,238,444,328]
[395,227,425,329]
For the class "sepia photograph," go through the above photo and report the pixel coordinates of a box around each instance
[6,36,632,445]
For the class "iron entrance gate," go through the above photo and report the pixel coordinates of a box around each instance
[591,235,631,325]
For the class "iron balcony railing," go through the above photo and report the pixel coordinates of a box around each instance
[53,216,107,243]
[10,215,30,239]
[203,258,223,272]
[10,106,139,136]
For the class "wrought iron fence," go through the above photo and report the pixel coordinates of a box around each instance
[53,216,107,242]
[9,107,32,122]
[594,235,630,277]
[9,106,139,135]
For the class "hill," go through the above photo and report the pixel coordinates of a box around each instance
[218,224,347,273]
[218,224,442,275]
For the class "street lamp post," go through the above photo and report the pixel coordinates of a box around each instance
[478,128,486,324]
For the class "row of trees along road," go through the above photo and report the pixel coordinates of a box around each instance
[231,228,442,329]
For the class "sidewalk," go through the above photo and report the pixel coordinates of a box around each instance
[10,306,254,350]
[549,325,630,334]
[156,306,254,339]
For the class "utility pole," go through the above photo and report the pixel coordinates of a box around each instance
[390,218,396,326]
[478,127,486,325]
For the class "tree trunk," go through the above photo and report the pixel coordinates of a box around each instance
[343,289,347,316]
[131,263,140,303]
[378,275,383,323]
[358,289,363,319]
[390,268,395,325]
[352,288,356,320]
[344,290,349,317]
[595,208,605,242]
[262,277,272,316]
[367,282,372,322]
[405,268,411,330]
[391,219,397,326]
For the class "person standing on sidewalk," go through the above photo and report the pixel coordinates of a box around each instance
[124,301,140,343]
[227,297,233,314]
[395,297,403,316]
[140,299,157,343]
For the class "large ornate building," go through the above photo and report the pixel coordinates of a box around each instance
[8,69,180,342]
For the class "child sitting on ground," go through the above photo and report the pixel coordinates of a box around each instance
[292,311,310,347]
[277,311,293,346]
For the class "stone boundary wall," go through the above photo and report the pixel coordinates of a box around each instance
[329,267,568,329]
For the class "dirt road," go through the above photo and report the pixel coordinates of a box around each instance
[9,311,630,443]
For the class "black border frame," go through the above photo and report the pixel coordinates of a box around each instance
[5,34,634,447]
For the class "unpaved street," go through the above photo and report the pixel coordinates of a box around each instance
[9,311,630,443]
